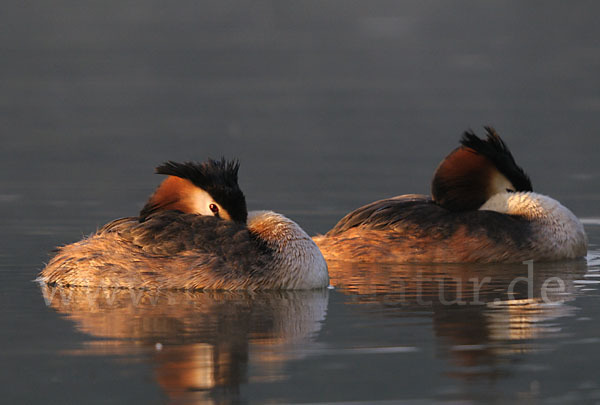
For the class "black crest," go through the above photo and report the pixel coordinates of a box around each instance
[461,127,532,192]
[155,158,247,223]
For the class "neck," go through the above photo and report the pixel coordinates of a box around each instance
[479,191,588,259]
[247,211,329,289]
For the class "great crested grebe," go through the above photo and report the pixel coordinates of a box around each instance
[314,127,587,263]
[40,159,329,290]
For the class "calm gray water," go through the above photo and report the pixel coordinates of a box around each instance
[2,1,600,403]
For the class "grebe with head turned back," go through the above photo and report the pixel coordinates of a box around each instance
[314,127,587,263]
[40,159,329,290]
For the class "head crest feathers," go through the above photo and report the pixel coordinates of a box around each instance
[460,126,532,192]
[155,158,241,189]
[431,127,532,211]
[140,158,248,223]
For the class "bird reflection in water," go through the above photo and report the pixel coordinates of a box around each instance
[39,285,328,403]
[327,259,588,379]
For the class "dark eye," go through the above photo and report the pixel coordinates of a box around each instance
[506,189,515,193]
[209,203,219,214]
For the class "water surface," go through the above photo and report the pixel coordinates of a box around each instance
[2,1,600,403]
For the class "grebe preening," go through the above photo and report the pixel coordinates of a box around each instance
[314,127,587,263]
[40,159,329,290]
